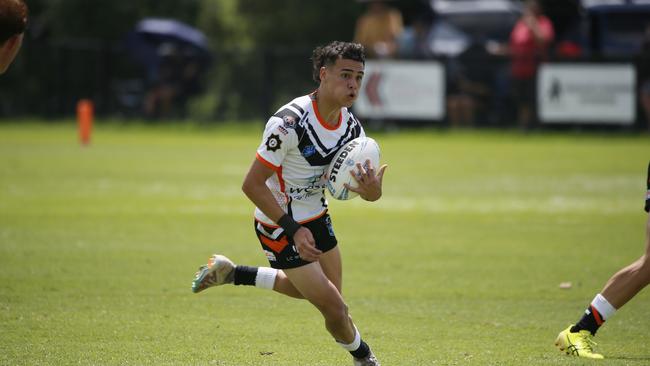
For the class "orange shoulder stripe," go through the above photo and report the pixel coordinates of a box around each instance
[255,152,281,172]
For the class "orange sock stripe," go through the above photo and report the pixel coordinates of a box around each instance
[591,305,604,325]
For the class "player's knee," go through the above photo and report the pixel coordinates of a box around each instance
[320,299,349,323]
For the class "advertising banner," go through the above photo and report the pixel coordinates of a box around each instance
[538,63,636,124]
[355,60,445,121]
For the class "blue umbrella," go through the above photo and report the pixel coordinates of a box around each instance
[126,17,213,77]
[134,18,210,51]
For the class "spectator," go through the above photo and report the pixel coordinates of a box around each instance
[143,43,183,119]
[397,14,433,59]
[0,0,28,75]
[447,42,493,127]
[488,0,554,129]
[354,0,403,59]
[639,24,650,132]
[143,43,205,119]
[510,0,554,129]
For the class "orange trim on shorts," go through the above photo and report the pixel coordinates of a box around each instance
[259,234,289,253]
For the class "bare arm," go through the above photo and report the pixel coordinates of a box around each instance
[242,159,321,261]
[242,159,286,223]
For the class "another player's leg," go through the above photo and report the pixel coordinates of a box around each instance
[556,164,650,359]
[600,213,650,309]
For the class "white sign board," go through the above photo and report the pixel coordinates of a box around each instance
[355,60,445,121]
[538,63,636,125]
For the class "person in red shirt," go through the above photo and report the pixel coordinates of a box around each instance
[509,0,554,129]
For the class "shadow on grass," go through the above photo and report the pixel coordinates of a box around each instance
[607,356,650,362]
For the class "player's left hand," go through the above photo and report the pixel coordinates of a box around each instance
[345,159,387,202]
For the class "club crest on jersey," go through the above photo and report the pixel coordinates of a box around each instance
[282,115,296,129]
[301,145,316,158]
[265,134,282,152]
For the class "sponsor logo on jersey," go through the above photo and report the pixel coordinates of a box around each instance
[325,215,335,236]
[288,185,327,200]
[288,174,328,199]
[301,145,316,158]
[265,134,282,152]
[277,125,289,135]
[282,115,296,128]
[286,246,301,262]
[264,250,277,262]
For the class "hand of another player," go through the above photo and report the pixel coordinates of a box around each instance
[293,226,321,262]
[345,159,388,202]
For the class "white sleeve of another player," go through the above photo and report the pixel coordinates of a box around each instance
[255,117,296,169]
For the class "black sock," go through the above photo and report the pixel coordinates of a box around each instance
[233,265,257,286]
[571,305,604,335]
[350,340,370,359]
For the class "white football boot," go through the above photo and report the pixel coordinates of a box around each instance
[191,254,235,293]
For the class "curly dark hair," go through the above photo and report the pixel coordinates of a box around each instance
[311,41,365,83]
[0,0,28,44]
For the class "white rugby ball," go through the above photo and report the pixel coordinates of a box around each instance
[326,137,381,200]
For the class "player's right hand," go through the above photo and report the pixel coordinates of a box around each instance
[293,227,321,262]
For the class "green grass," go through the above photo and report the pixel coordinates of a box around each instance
[1,122,649,365]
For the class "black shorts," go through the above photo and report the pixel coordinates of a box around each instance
[254,213,338,269]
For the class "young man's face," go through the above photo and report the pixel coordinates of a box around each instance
[320,58,365,108]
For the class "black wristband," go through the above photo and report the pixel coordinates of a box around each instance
[278,214,301,237]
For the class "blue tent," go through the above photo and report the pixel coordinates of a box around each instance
[581,0,650,56]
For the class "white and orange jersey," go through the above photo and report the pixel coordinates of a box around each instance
[254,93,365,226]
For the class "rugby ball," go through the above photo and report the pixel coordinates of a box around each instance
[326,137,380,200]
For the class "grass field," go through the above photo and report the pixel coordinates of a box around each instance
[1,122,649,365]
